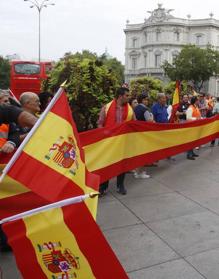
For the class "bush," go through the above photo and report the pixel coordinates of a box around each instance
[42,51,123,131]
[129,76,163,103]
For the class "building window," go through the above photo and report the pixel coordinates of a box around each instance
[132,57,137,69]
[217,80,219,97]
[144,55,147,68]
[172,51,179,62]
[132,38,137,48]
[144,32,148,43]
[156,31,161,42]
[155,54,161,67]
[172,55,177,62]
[175,32,180,41]
[196,35,202,45]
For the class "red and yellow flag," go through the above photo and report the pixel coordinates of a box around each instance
[169,80,180,123]
[0,89,99,218]
[80,116,219,183]
[3,202,128,279]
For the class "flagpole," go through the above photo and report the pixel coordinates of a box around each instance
[0,193,98,225]
[0,86,65,183]
[8,89,20,104]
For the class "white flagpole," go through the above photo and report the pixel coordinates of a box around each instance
[8,89,20,104]
[0,86,64,183]
[0,193,99,225]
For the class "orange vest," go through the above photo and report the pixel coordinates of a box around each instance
[189,105,201,119]
[104,99,133,127]
[0,124,9,148]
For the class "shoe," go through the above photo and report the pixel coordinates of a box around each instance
[148,163,158,167]
[166,157,176,161]
[192,153,199,157]
[99,188,107,197]
[117,185,127,195]
[128,170,137,174]
[187,156,195,160]
[134,172,151,179]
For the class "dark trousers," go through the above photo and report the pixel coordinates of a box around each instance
[187,149,194,158]
[99,173,126,192]
[211,139,215,145]
[0,225,8,248]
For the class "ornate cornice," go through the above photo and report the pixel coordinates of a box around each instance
[146,4,174,23]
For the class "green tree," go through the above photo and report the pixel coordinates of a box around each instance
[0,56,10,89]
[43,51,121,131]
[163,45,219,92]
[129,76,163,102]
[99,54,124,85]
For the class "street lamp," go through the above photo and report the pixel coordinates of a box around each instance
[24,0,55,62]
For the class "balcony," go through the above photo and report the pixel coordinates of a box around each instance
[125,68,164,76]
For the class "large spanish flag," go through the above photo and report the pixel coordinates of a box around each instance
[0,88,99,218]
[80,116,219,183]
[2,202,128,279]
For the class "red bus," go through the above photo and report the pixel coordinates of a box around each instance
[10,61,53,99]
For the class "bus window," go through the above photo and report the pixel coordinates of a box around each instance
[14,63,40,75]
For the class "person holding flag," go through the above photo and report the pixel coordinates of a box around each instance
[177,94,190,123]
[0,90,18,154]
[97,87,135,195]
[0,103,37,127]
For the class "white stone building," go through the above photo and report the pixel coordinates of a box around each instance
[124,4,219,95]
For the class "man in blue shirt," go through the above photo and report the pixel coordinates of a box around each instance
[152,93,168,123]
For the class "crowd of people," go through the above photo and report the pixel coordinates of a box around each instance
[98,86,219,196]
[0,85,218,251]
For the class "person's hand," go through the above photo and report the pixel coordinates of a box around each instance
[1,141,15,153]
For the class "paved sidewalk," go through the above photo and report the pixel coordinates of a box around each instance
[2,145,219,278]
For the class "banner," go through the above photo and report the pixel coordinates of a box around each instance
[80,116,219,182]
[3,202,128,279]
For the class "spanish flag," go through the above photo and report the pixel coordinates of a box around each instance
[2,201,128,279]
[169,80,180,123]
[80,116,219,183]
[0,88,99,218]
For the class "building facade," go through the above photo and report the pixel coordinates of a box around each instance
[124,4,219,95]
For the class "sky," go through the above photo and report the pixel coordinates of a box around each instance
[1,0,219,63]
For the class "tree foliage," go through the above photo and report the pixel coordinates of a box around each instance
[0,56,10,89]
[129,76,163,102]
[163,45,219,91]
[99,54,124,85]
[42,50,123,131]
